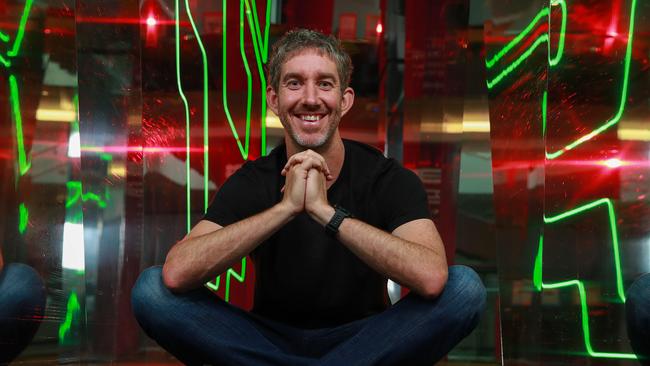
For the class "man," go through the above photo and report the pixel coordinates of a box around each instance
[0,250,46,365]
[627,273,650,365]
[132,29,485,365]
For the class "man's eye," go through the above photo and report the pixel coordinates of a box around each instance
[286,80,301,89]
[318,81,333,90]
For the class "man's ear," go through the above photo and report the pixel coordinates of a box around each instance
[266,86,279,115]
[340,87,355,117]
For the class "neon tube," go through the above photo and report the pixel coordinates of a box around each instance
[182,0,210,213]
[174,0,193,233]
[533,198,634,359]
[545,0,637,159]
[206,257,247,302]
[9,75,31,176]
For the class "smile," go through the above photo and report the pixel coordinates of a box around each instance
[298,114,325,122]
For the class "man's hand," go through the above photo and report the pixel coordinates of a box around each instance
[305,168,334,225]
[281,150,333,181]
[281,162,309,216]
[281,150,334,217]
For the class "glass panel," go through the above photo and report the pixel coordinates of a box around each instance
[76,0,143,360]
[403,0,497,363]
[1,0,81,363]
[487,0,650,363]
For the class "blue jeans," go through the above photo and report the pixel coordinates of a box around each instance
[132,265,486,366]
[627,273,650,365]
[0,263,46,365]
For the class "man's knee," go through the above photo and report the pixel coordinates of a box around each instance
[0,263,46,312]
[131,266,169,323]
[627,273,650,312]
[444,265,487,323]
[626,273,650,332]
[626,273,650,363]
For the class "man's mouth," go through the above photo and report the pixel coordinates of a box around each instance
[297,114,325,122]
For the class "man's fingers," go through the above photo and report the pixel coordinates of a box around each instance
[282,150,332,178]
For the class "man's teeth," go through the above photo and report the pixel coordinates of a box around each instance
[300,115,321,122]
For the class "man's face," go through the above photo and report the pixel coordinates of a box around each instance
[267,49,354,150]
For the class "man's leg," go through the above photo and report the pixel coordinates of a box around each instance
[0,263,46,365]
[626,273,650,366]
[131,266,313,366]
[315,265,486,366]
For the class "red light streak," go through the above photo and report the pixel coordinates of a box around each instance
[76,16,188,26]
[493,159,650,171]
[81,146,205,154]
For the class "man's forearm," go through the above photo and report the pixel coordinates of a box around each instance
[311,206,448,298]
[163,203,295,292]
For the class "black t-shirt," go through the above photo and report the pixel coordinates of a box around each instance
[204,139,431,328]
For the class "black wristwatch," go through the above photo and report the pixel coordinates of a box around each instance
[325,205,353,237]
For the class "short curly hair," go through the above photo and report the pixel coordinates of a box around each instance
[266,29,353,93]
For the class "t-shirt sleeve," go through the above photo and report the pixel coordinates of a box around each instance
[203,162,268,227]
[374,161,431,232]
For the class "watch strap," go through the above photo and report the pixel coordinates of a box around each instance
[325,205,353,237]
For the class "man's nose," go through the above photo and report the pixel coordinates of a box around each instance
[301,83,320,107]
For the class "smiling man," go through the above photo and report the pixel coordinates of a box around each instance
[132,29,485,366]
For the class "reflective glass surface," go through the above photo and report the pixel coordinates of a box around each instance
[487,0,650,364]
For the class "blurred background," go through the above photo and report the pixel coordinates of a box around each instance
[0,0,648,364]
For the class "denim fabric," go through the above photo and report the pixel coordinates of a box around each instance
[0,263,46,365]
[627,273,650,366]
[132,265,486,366]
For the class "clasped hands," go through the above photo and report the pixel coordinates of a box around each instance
[280,149,335,224]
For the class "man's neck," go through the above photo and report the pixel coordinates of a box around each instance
[285,132,345,186]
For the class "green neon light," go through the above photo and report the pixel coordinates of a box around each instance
[0,55,10,68]
[488,0,637,160]
[543,198,625,302]
[221,0,272,160]
[6,0,34,57]
[548,0,566,67]
[174,0,193,233]
[206,257,247,302]
[539,278,636,359]
[247,0,271,63]
[545,0,637,159]
[66,181,108,208]
[485,7,549,69]
[180,0,270,292]
[221,1,250,160]
[533,235,543,291]
[182,0,210,214]
[487,35,549,89]
[243,0,271,155]
[541,91,547,138]
[0,0,33,69]
[9,75,31,176]
[533,199,634,359]
[99,153,113,161]
[485,0,566,88]
[19,203,28,234]
[58,291,80,344]
[222,0,249,161]
[240,0,254,164]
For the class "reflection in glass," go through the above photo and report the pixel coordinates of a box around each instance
[487,0,649,363]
